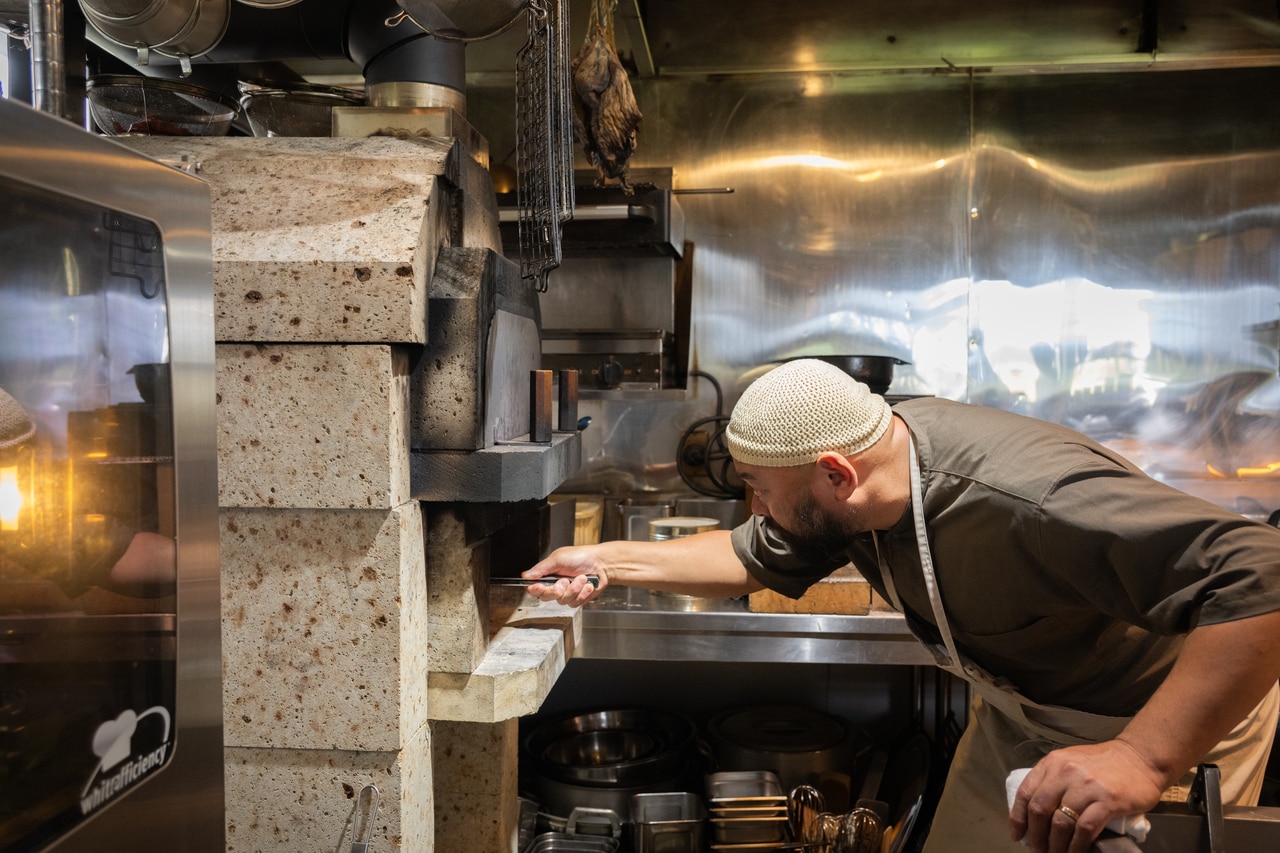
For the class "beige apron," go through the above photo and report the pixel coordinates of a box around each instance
[887,440,1280,853]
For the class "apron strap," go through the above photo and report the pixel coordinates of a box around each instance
[904,435,1131,746]
[909,436,964,669]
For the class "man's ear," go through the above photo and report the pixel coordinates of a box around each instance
[814,452,857,499]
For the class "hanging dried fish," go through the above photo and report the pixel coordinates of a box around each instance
[570,0,642,189]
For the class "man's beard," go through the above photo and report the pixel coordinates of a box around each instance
[775,493,861,561]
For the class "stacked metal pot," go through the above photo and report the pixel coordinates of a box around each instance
[523,709,699,825]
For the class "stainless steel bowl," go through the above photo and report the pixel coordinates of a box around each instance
[87,75,237,137]
[525,709,696,787]
[237,80,364,137]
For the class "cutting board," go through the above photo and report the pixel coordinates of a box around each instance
[748,565,872,614]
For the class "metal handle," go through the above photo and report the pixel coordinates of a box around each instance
[348,784,380,853]
[489,574,600,588]
[498,203,655,223]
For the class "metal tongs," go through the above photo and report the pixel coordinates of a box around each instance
[348,784,380,853]
[489,574,600,589]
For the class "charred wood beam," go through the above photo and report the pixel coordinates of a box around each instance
[1138,0,1159,55]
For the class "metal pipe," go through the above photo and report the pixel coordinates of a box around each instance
[28,0,65,117]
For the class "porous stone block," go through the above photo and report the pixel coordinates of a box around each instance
[220,503,427,751]
[120,136,485,344]
[217,343,410,509]
[224,723,432,853]
[432,719,520,853]
[425,507,487,675]
[411,247,541,451]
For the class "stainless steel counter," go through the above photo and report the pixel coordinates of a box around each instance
[579,588,933,666]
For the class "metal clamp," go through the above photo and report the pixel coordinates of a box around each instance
[0,21,31,50]
[1187,763,1226,853]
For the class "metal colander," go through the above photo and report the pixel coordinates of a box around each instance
[237,80,365,137]
[87,74,238,136]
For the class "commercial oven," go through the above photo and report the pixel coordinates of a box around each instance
[0,98,222,853]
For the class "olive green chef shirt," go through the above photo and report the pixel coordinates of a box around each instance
[730,397,1280,717]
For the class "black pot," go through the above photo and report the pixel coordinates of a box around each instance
[127,362,170,405]
[783,355,908,394]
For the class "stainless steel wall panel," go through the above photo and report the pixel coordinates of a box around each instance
[1159,1,1280,61]
[641,0,1142,73]
[967,68,1280,511]
[470,63,1280,511]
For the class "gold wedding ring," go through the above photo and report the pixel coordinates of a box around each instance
[1058,804,1081,821]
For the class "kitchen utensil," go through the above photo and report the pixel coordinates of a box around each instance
[348,784,380,853]
[789,784,826,842]
[781,355,908,395]
[512,0,573,290]
[880,733,931,853]
[127,363,170,405]
[711,805,788,817]
[706,706,860,796]
[526,709,697,788]
[237,79,364,137]
[832,807,882,853]
[648,517,720,540]
[87,75,237,136]
[805,811,844,850]
[489,574,600,588]
[80,0,229,70]
[710,814,788,845]
[706,770,784,801]
[631,792,706,853]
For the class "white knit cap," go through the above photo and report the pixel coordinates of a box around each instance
[726,359,892,467]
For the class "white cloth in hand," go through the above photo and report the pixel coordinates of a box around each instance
[1005,768,1151,843]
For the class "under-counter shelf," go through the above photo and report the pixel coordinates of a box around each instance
[579,588,931,666]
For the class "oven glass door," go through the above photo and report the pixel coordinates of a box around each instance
[0,177,177,853]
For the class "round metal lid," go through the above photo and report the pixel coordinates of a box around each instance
[713,706,848,753]
[648,516,720,540]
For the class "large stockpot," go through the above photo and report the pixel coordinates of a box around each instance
[705,706,861,797]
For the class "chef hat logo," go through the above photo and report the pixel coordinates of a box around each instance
[92,709,138,770]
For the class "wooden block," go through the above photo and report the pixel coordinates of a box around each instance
[748,565,872,614]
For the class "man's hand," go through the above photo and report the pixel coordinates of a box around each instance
[1009,739,1165,853]
[523,545,608,607]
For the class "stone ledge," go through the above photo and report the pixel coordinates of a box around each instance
[426,593,583,723]
[410,431,582,502]
[119,136,465,345]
